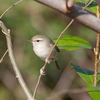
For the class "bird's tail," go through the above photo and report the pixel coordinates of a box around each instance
[54,59,61,71]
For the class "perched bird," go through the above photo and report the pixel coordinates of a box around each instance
[28,35,61,75]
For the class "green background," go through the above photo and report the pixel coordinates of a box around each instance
[0,0,98,100]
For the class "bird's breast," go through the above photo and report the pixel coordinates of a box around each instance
[33,44,57,61]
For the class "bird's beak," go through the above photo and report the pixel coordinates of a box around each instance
[27,40,32,42]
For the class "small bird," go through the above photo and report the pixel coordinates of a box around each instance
[28,35,61,75]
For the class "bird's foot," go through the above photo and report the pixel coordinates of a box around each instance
[45,58,51,64]
[40,66,46,75]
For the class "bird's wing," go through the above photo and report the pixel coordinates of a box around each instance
[50,40,60,52]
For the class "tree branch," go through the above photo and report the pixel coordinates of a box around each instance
[33,1,95,99]
[33,19,74,100]
[0,20,33,100]
[34,0,100,33]
[93,5,100,86]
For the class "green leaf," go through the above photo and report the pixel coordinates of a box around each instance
[72,64,100,84]
[76,0,90,4]
[70,64,74,69]
[53,35,92,51]
[87,84,100,100]
[76,0,98,13]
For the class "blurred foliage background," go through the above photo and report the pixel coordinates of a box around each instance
[0,0,98,100]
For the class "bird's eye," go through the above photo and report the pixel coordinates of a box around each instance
[36,40,40,42]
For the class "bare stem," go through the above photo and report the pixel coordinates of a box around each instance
[0,49,8,63]
[33,0,94,99]
[2,29,13,40]
[93,33,100,86]
[93,6,100,86]
[0,20,32,100]
[33,18,74,99]
[33,19,74,100]
[0,0,23,19]
[82,0,94,10]
[33,75,41,100]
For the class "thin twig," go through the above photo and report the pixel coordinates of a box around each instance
[93,6,100,86]
[0,0,23,39]
[0,20,32,100]
[33,75,41,100]
[82,0,94,10]
[33,19,74,100]
[0,49,8,63]
[43,19,74,71]
[33,0,94,99]
[0,0,23,19]
[2,29,13,40]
